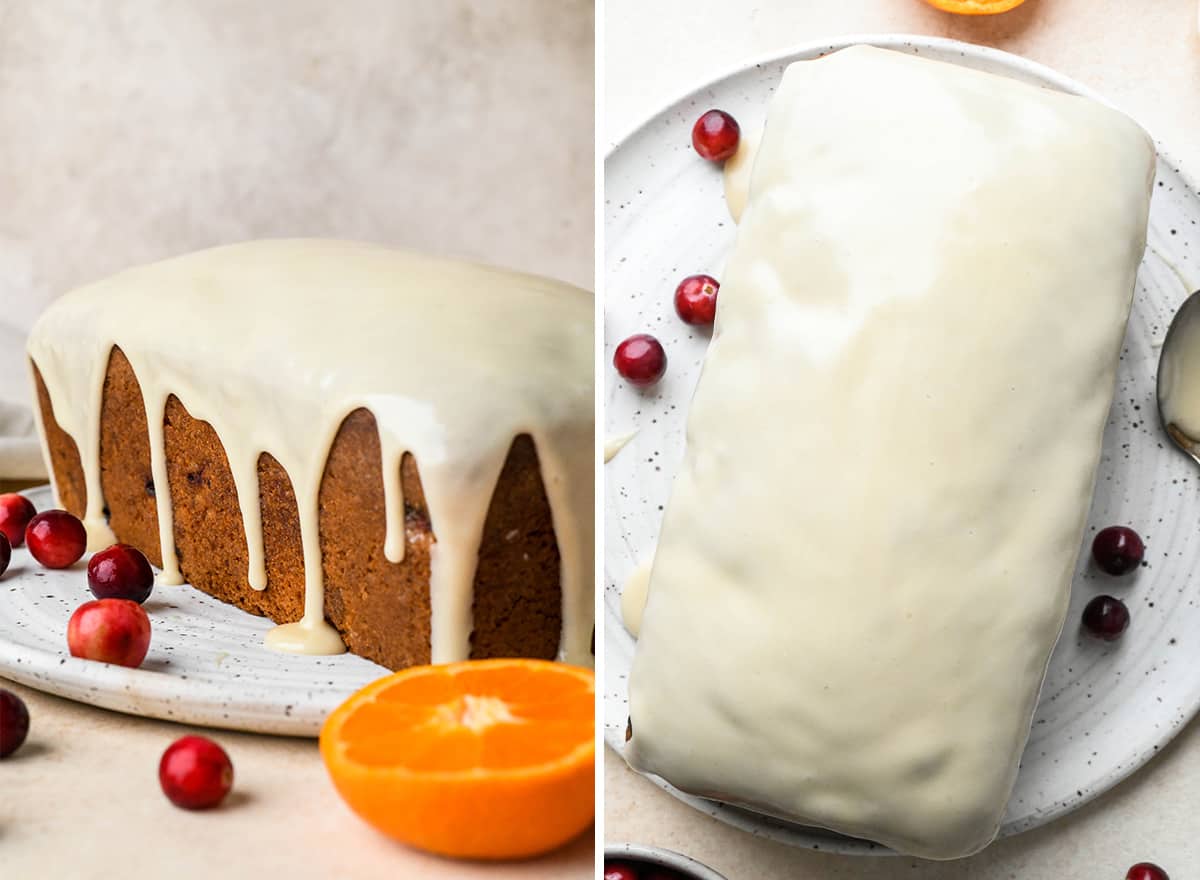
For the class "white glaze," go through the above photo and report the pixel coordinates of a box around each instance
[620,557,653,638]
[626,46,1154,860]
[1147,242,1197,298]
[1160,302,1200,438]
[604,430,637,463]
[28,239,594,663]
[722,124,760,224]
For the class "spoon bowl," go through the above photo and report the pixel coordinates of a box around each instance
[1156,287,1200,465]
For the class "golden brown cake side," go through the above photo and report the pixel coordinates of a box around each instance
[32,348,562,670]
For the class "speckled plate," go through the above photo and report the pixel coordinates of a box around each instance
[603,34,1200,855]
[0,484,388,736]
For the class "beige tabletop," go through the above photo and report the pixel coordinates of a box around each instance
[604,0,1200,877]
[0,1,593,877]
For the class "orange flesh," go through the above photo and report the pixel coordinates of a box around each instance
[320,659,595,860]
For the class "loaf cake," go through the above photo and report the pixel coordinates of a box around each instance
[28,239,594,670]
[626,47,1154,859]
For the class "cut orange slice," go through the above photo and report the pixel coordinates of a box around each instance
[319,658,595,860]
[922,0,1027,13]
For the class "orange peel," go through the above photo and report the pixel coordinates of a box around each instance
[922,0,1027,14]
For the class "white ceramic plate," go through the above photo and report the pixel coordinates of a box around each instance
[0,485,388,736]
[603,34,1200,855]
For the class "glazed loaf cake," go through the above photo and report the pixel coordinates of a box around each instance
[626,47,1154,859]
[28,240,594,670]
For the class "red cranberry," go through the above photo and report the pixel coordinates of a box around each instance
[614,334,667,387]
[67,599,151,668]
[1092,525,1144,575]
[646,872,687,880]
[0,531,9,579]
[674,274,720,326]
[1127,864,1169,880]
[604,864,639,880]
[1082,595,1130,641]
[691,109,740,162]
[159,735,234,810]
[25,509,87,569]
[88,544,154,604]
[0,493,37,547]
[0,688,30,758]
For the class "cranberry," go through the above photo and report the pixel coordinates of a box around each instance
[1082,595,1130,641]
[691,109,740,162]
[1127,864,1169,880]
[159,735,234,809]
[0,531,9,579]
[0,688,30,758]
[88,544,154,603]
[614,334,667,387]
[1092,525,1144,575]
[674,274,720,326]
[0,493,37,547]
[67,599,151,668]
[604,864,638,880]
[25,509,87,569]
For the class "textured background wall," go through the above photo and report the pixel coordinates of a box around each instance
[0,0,595,478]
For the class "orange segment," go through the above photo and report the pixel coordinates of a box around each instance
[320,658,595,860]
[922,0,1026,13]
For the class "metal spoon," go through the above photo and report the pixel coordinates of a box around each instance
[1156,288,1200,465]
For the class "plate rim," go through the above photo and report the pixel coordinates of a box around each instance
[606,32,1200,197]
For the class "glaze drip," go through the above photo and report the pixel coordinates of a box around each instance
[603,430,637,463]
[620,556,652,638]
[28,240,594,662]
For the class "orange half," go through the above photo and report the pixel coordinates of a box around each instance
[922,0,1027,13]
[320,658,595,860]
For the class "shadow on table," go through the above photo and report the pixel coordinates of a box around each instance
[607,711,1199,878]
[928,1,1042,47]
[373,823,595,878]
